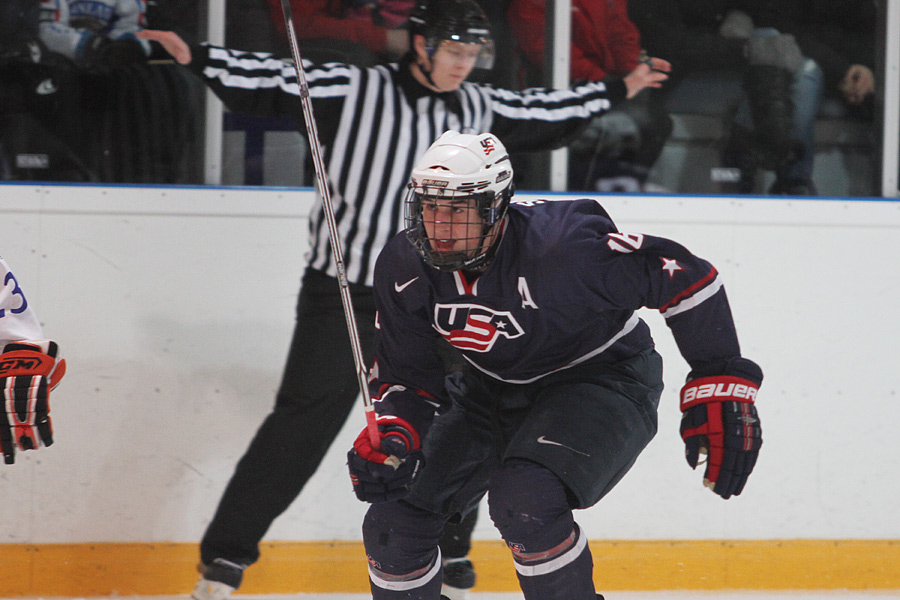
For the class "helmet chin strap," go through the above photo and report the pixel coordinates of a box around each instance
[417,55,443,91]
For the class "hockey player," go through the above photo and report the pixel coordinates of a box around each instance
[138,1,669,598]
[1,256,66,465]
[347,130,763,600]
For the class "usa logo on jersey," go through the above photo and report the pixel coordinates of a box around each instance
[433,303,524,352]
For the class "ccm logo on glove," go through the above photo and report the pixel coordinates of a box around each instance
[0,354,51,376]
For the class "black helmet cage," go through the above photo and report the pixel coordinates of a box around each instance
[404,178,514,272]
[408,0,495,70]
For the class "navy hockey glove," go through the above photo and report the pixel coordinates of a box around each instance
[679,360,762,499]
[1,341,66,465]
[348,415,424,503]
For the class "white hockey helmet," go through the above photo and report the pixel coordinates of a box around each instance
[404,130,514,271]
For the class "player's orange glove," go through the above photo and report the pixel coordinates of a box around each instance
[1,340,66,464]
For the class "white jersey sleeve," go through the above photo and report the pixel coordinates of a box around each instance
[39,0,88,60]
[0,257,44,348]
[39,0,150,61]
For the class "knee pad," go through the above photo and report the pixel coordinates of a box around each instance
[490,462,595,600]
[363,501,444,575]
[488,459,574,554]
[363,503,446,600]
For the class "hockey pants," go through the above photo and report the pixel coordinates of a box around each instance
[363,350,664,600]
[364,461,595,600]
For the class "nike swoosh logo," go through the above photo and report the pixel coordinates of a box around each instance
[394,277,419,292]
[536,436,591,457]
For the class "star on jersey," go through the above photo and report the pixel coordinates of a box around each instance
[660,257,682,278]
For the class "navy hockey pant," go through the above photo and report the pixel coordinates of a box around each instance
[363,350,664,600]
[364,461,594,600]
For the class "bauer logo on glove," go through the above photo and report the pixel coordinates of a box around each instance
[681,379,757,403]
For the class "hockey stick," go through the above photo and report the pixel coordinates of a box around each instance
[277,0,381,450]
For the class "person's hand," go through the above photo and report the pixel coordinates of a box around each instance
[840,64,875,105]
[347,414,424,502]
[623,58,670,99]
[1,340,66,465]
[136,29,192,65]
[679,366,762,499]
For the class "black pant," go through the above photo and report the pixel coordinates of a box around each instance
[199,267,476,568]
[199,267,376,566]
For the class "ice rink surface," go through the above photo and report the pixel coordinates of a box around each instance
[7,593,900,600]
[150,594,900,600]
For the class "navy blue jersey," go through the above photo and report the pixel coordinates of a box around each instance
[369,199,743,425]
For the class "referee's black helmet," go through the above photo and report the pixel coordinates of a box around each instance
[408,0,494,69]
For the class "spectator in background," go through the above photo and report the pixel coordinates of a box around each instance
[507,0,673,192]
[1,0,43,63]
[0,0,198,184]
[629,0,825,195]
[265,0,413,66]
[39,0,152,69]
[2,0,194,184]
[791,0,876,120]
[264,0,517,86]
[1,0,98,181]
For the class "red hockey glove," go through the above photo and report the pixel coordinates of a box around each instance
[1,340,66,465]
[680,373,761,499]
[347,415,424,503]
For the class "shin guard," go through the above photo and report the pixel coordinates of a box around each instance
[364,501,447,600]
[489,460,596,600]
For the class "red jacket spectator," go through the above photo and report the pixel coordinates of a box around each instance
[266,0,412,58]
[507,0,642,81]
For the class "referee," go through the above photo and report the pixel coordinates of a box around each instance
[139,2,668,598]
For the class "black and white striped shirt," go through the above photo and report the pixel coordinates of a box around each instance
[192,44,625,286]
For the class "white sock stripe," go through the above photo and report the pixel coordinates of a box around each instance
[210,558,245,571]
[369,547,442,592]
[513,528,588,578]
